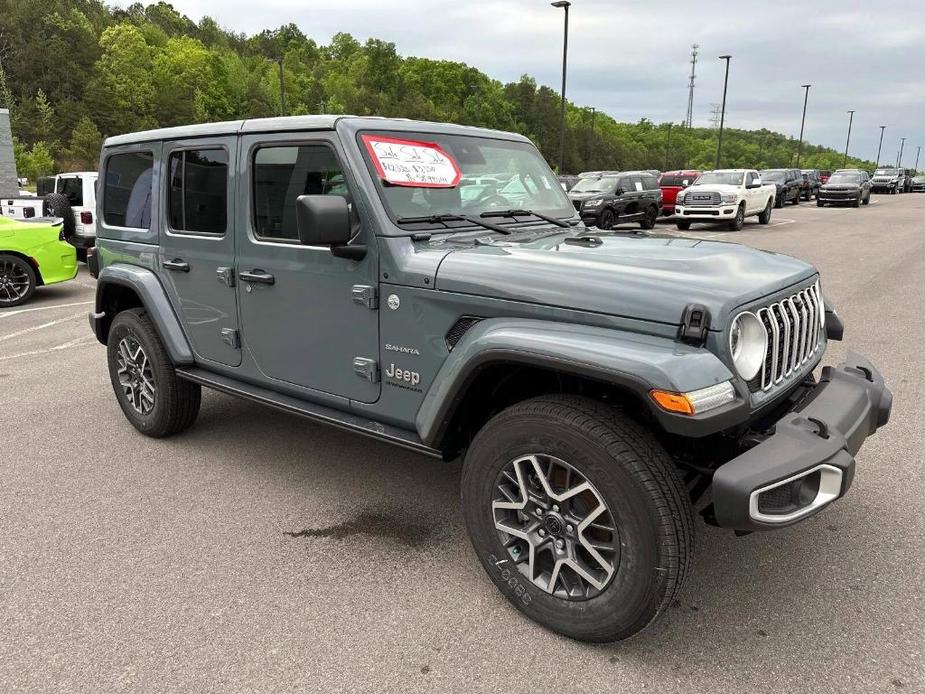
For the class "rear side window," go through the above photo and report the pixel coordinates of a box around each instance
[104,151,154,229]
[642,175,659,190]
[58,177,83,206]
[168,149,228,234]
[253,144,348,241]
[659,175,687,187]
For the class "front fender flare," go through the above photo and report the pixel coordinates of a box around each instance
[94,264,194,365]
[416,318,744,447]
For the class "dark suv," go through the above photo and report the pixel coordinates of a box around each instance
[817,169,872,207]
[799,170,822,200]
[760,168,802,207]
[575,171,661,229]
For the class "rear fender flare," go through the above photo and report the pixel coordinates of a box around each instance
[94,264,194,365]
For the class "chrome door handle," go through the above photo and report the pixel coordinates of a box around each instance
[163,259,190,272]
[239,270,275,285]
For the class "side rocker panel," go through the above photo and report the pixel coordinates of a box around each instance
[94,264,194,365]
[416,318,743,447]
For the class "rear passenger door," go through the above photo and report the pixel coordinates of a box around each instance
[159,137,241,367]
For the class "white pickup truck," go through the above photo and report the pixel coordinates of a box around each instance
[673,169,777,231]
[2,171,98,257]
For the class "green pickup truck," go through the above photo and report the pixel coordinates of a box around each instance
[0,215,78,307]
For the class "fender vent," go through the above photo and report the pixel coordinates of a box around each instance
[445,316,483,351]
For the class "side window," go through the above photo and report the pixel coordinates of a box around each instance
[642,176,658,190]
[628,176,644,192]
[104,151,154,229]
[168,148,228,235]
[59,177,83,206]
[253,144,347,241]
[746,172,757,186]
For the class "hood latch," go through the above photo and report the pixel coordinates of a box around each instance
[679,303,711,345]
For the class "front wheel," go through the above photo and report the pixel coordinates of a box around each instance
[863,193,871,205]
[817,199,824,207]
[791,192,800,205]
[106,308,201,438]
[639,205,658,230]
[758,199,772,224]
[597,209,615,230]
[775,195,783,209]
[461,395,694,642]
[728,203,745,231]
[0,254,37,308]
[675,221,691,231]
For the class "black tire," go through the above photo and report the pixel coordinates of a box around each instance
[44,193,76,240]
[597,209,615,230]
[817,199,824,207]
[106,308,201,438]
[791,191,800,205]
[728,203,745,231]
[852,196,861,208]
[640,205,657,230]
[461,395,695,642]
[775,195,783,209]
[890,186,896,195]
[758,199,772,224]
[675,221,690,231]
[862,193,870,205]
[0,254,38,307]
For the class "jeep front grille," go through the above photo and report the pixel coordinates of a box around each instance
[755,281,823,391]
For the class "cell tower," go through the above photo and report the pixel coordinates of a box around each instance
[710,103,722,129]
[685,44,699,128]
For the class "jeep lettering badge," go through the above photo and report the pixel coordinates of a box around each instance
[385,363,420,386]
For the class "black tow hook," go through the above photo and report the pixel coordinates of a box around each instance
[806,417,830,440]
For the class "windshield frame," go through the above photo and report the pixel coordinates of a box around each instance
[355,128,575,233]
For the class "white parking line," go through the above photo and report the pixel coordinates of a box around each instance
[0,335,95,362]
[0,300,93,319]
[0,311,86,343]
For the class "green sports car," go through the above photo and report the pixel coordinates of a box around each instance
[0,215,78,307]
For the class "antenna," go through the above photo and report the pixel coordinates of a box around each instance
[685,44,699,127]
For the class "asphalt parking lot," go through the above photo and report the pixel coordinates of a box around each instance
[2,193,924,693]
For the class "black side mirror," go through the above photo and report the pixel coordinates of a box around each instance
[614,187,625,195]
[296,195,365,259]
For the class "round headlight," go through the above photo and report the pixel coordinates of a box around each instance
[729,311,768,381]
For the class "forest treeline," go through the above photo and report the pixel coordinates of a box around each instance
[0,0,876,180]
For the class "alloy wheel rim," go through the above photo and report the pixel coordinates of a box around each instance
[116,336,156,415]
[0,259,31,304]
[492,454,619,600]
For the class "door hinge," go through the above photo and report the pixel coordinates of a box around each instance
[217,266,236,287]
[353,357,379,383]
[352,284,378,310]
[221,328,240,349]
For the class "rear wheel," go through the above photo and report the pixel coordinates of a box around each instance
[675,221,691,231]
[0,254,37,308]
[640,205,658,230]
[106,308,201,438]
[791,191,800,205]
[775,195,783,209]
[758,199,772,224]
[461,395,694,642]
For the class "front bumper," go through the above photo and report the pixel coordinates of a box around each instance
[579,208,603,226]
[711,353,891,531]
[818,192,860,203]
[674,203,738,220]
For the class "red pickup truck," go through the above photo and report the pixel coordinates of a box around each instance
[657,170,701,216]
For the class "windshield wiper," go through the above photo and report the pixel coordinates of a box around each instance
[480,209,571,228]
[396,213,511,234]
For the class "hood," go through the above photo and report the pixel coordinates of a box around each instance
[822,183,859,190]
[434,232,816,330]
[568,191,605,202]
[684,183,741,194]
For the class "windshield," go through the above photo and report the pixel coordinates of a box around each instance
[571,176,618,193]
[875,168,899,176]
[693,172,744,186]
[828,173,860,184]
[760,170,786,182]
[359,131,573,226]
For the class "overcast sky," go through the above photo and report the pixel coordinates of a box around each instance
[120,0,924,165]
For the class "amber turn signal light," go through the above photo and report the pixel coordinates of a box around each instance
[649,390,694,415]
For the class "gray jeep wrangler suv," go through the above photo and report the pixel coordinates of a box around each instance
[87,116,891,642]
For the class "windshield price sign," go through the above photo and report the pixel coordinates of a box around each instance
[362,135,462,188]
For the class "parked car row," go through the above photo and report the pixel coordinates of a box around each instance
[566,171,662,230]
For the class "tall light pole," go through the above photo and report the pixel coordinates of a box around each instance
[876,125,886,166]
[587,106,596,167]
[715,55,732,169]
[551,1,571,173]
[796,84,811,168]
[843,110,855,168]
[915,146,921,174]
[469,83,481,124]
[665,122,673,170]
[277,57,286,117]
[897,137,906,167]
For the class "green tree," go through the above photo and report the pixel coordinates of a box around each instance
[63,116,103,169]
